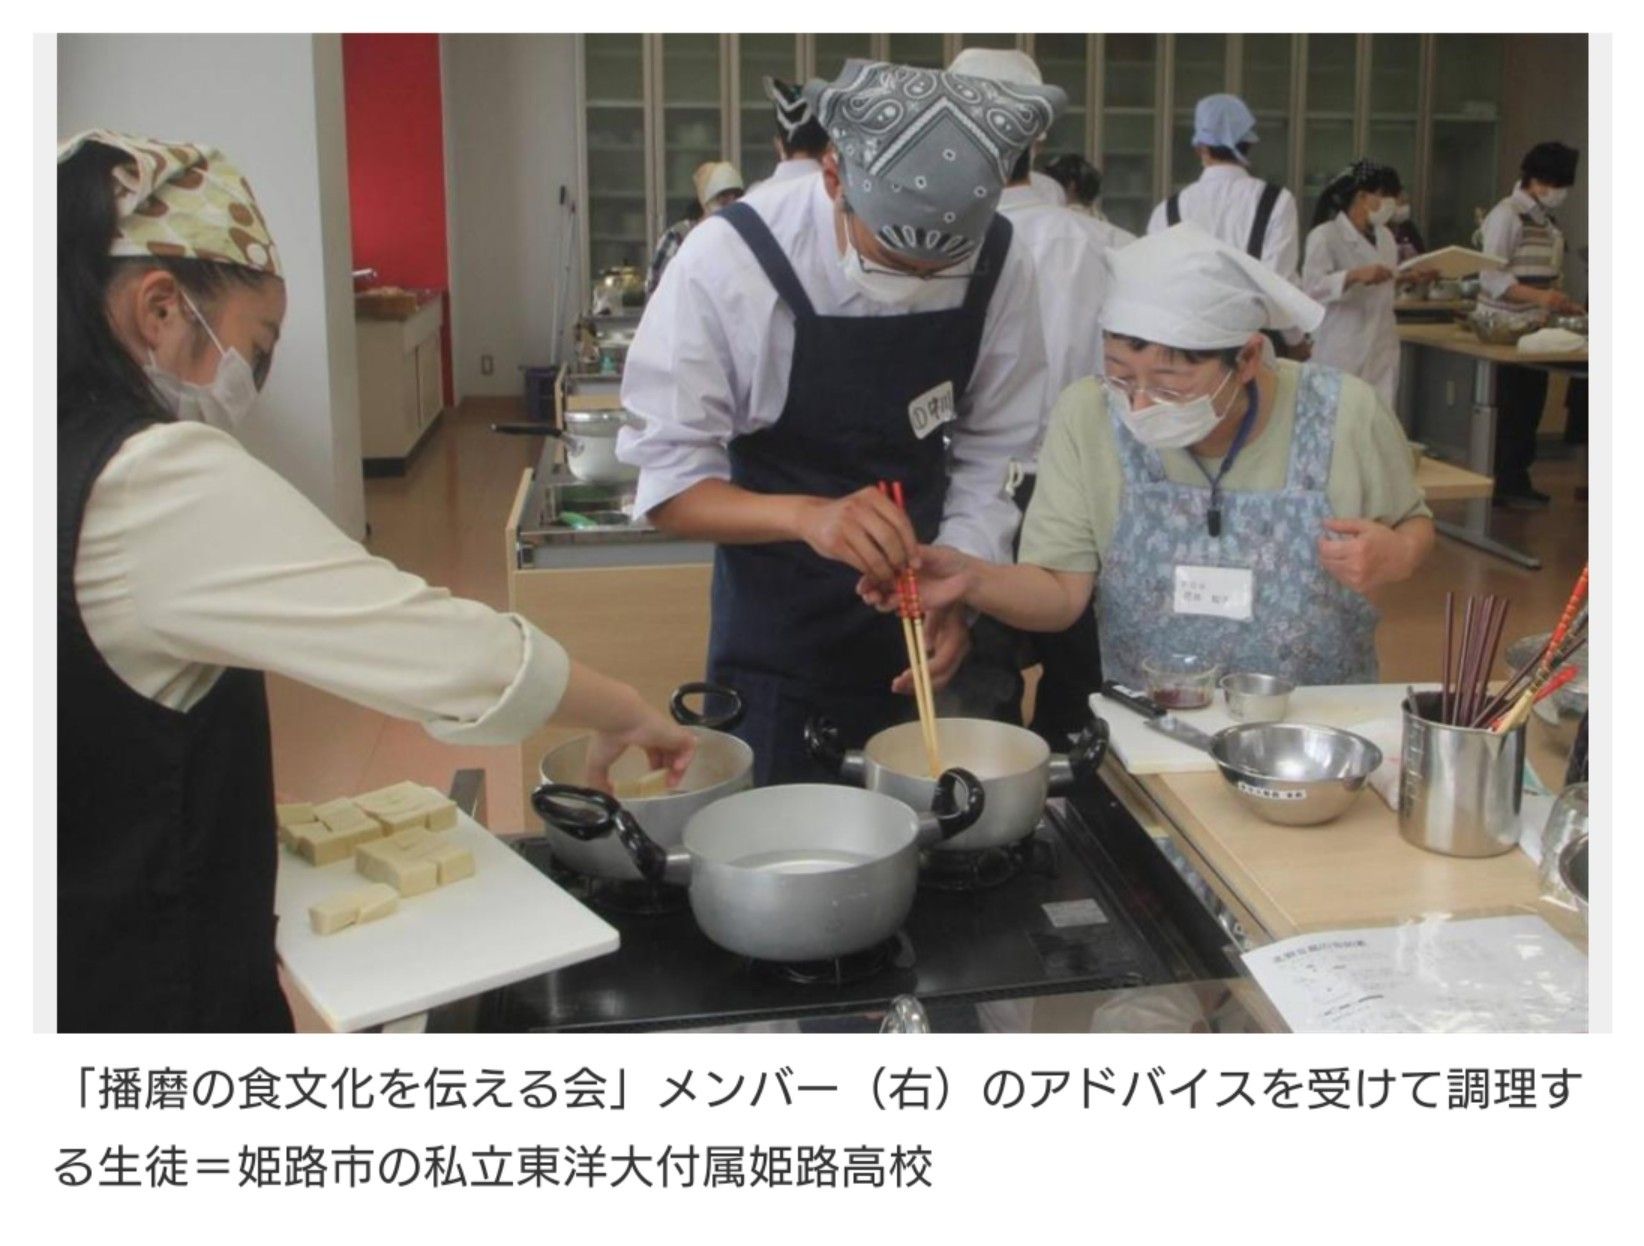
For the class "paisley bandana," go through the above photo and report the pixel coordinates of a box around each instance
[804,60,1062,263]
[58,129,282,278]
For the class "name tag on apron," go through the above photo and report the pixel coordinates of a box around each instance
[1174,565,1254,621]
[908,380,957,440]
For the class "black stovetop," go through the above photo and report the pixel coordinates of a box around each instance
[470,783,1238,1033]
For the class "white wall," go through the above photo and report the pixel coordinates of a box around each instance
[58,33,367,538]
[442,34,583,400]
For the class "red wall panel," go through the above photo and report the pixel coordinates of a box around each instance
[342,34,454,406]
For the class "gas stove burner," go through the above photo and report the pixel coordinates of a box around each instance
[543,855,689,916]
[748,933,913,988]
[919,834,1056,893]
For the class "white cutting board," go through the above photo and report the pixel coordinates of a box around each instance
[1092,683,1438,775]
[275,814,618,1032]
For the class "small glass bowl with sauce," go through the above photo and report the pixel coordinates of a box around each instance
[1142,654,1222,711]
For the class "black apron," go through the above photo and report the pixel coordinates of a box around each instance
[58,399,292,1032]
[708,202,1012,785]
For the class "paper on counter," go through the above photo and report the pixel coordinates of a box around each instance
[1242,914,1586,1033]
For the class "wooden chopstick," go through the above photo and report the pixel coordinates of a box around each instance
[879,481,942,775]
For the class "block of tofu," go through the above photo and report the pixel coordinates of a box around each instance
[307,882,399,935]
[410,839,475,886]
[355,833,440,897]
[418,789,459,832]
[315,798,381,839]
[276,802,315,829]
[615,768,671,800]
[353,781,431,815]
[290,822,354,867]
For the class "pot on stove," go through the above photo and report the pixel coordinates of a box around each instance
[534,682,752,881]
[533,772,984,962]
[805,713,1109,852]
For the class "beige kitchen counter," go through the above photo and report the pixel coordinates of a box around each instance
[1103,709,1578,947]
[1396,320,1588,367]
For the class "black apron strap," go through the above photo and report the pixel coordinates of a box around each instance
[1247,181,1282,258]
[1166,192,1181,227]
[960,212,1013,318]
[717,201,817,318]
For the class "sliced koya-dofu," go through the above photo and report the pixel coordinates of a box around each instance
[355,828,475,896]
[307,882,399,935]
[352,783,459,832]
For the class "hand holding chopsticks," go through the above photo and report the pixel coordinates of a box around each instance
[878,481,943,776]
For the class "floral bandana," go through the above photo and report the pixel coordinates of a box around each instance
[58,128,282,277]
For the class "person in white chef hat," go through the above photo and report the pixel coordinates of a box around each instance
[861,224,1435,689]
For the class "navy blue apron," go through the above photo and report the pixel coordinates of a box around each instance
[59,397,292,1032]
[708,202,1013,785]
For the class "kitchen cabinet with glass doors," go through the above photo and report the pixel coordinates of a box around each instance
[574,33,1509,295]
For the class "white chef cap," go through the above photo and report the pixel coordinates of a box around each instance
[1100,223,1325,349]
[947,47,1043,86]
[694,161,744,208]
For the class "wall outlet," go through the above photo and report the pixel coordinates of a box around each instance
[1445,380,1456,406]
[480,353,494,377]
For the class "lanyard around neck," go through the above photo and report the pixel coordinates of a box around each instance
[1189,381,1261,538]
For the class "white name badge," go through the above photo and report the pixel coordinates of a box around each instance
[908,380,957,440]
[1173,564,1255,621]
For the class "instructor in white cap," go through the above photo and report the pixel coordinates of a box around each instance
[1148,94,1308,358]
[863,225,1434,687]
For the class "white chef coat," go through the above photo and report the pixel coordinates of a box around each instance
[1073,207,1138,251]
[617,172,1049,564]
[1146,163,1301,280]
[1302,211,1402,409]
[1028,169,1066,207]
[996,183,1111,458]
[75,421,571,745]
[766,157,821,185]
[1478,185,1566,302]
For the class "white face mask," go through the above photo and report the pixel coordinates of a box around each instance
[1368,197,1397,227]
[1391,202,1412,224]
[838,214,973,307]
[145,289,259,433]
[1537,186,1569,209]
[1110,368,1239,450]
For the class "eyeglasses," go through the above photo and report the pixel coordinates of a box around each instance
[842,199,976,281]
[1102,371,1233,407]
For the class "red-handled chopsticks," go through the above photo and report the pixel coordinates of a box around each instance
[878,480,941,775]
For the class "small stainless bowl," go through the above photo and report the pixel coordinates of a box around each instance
[1219,673,1295,723]
[1209,722,1382,827]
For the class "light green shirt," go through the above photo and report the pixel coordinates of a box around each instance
[1018,360,1432,575]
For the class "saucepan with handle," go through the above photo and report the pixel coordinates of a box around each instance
[533,771,985,961]
[534,682,753,880]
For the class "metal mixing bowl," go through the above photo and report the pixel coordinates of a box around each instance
[1219,673,1295,723]
[1468,313,1540,346]
[1209,722,1383,827]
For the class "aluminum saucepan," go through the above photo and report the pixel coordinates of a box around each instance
[806,714,1108,851]
[534,771,984,962]
[490,409,639,484]
[534,682,752,880]
[1157,717,1382,826]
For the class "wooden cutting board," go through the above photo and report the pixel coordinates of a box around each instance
[1092,683,1437,775]
[275,815,617,1031]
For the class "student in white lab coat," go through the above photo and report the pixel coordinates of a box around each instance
[1302,161,1437,410]
[1040,152,1138,250]
[57,132,696,1032]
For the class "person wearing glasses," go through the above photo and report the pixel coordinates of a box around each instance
[618,60,1062,784]
[861,225,1434,688]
